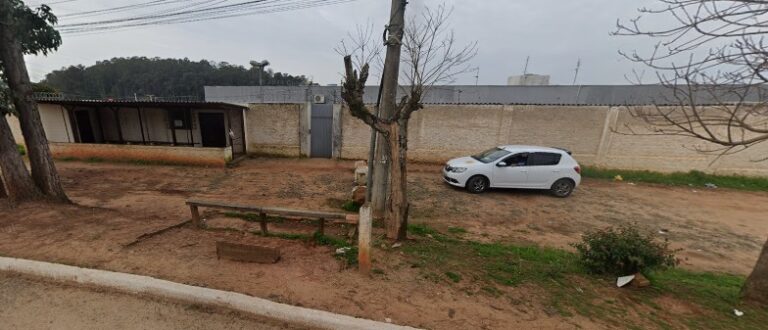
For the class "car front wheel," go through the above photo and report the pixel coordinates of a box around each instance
[550,179,575,198]
[466,176,489,194]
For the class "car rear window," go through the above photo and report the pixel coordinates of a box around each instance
[527,152,562,166]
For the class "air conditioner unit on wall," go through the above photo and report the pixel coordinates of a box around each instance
[313,94,325,104]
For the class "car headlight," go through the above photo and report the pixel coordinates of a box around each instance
[451,167,468,173]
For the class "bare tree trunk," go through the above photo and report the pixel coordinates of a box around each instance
[0,26,69,203]
[384,121,409,240]
[0,115,40,202]
[371,0,407,220]
[742,238,768,305]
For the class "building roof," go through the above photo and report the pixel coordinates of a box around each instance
[37,98,248,111]
[204,85,759,106]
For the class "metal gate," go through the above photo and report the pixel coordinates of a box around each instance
[310,103,333,158]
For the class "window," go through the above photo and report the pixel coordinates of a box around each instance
[527,152,562,166]
[168,109,190,129]
[502,153,529,167]
[472,147,511,164]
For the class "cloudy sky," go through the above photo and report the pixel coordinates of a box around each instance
[25,0,665,86]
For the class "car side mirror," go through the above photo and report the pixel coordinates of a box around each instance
[496,162,507,167]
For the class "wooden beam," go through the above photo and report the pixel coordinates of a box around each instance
[259,212,268,235]
[216,241,280,264]
[189,204,203,228]
[168,109,177,146]
[317,218,325,236]
[188,108,194,146]
[185,199,351,221]
[137,107,146,144]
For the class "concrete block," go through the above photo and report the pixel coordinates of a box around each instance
[354,166,368,185]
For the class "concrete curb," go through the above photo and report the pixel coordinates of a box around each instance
[0,257,416,330]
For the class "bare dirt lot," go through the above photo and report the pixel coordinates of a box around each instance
[1,158,767,329]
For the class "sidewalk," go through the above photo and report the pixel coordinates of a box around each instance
[0,257,416,330]
[0,274,299,330]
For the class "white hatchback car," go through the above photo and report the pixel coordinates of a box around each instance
[443,145,582,197]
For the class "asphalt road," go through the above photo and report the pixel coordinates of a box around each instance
[0,273,305,330]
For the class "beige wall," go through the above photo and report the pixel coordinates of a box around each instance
[245,104,302,156]
[7,114,24,144]
[335,104,768,177]
[341,105,609,163]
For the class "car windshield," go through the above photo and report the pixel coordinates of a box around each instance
[471,147,510,163]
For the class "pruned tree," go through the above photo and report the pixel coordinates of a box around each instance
[340,5,476,240]
[0,0,69,203]
[615,0,768,304]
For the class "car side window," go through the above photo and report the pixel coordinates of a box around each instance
[527,152,562,166]
[502,153,528,167]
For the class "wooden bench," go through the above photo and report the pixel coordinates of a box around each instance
[185,199,358,236]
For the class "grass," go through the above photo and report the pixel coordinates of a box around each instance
[445,271,462,283]
[16,144,25,156]
[582,167,768,191]
[447,226,468,235]
[401,224,768,329]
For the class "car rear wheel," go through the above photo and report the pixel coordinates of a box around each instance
[550,178,575,198]
[466,176,489,194]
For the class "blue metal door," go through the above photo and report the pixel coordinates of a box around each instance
[310,104,333,158]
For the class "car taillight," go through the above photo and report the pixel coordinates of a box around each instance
[574,166,581,174]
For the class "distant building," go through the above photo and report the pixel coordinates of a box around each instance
[507,74,550,86]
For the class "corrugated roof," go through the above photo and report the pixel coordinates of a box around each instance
[37,98,248,111]
[204,85,757,106]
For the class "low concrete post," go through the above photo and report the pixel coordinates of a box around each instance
[358,204,372,275]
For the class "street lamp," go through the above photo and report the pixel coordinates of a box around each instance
[250,60,270,86]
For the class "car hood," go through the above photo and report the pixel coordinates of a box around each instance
[446,156,482,168]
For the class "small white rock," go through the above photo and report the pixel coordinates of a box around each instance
[335,247,351,255]
[734,309,744,317]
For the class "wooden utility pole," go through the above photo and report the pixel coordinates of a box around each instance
[370,0,407,219]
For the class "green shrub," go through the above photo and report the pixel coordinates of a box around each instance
[16,144,25,156]
[572,224,678,276]
[341,201,361,212]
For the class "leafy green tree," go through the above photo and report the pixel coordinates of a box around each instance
[0,0,67,203]
[42,57,308,99]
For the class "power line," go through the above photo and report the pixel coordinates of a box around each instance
[54,0,357,35]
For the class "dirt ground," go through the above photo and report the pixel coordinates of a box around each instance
[0,274,303,330]
[1,158,766,329]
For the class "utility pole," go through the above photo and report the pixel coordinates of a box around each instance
[572,58,581,85]
[370,0,407,219]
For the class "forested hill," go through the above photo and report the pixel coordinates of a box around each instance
[40,57,308,99]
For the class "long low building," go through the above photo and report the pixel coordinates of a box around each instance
[9,99,247,167]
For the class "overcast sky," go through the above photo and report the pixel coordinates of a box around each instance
[25,0,665,86]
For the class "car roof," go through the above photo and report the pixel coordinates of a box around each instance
[498,145,570,154]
